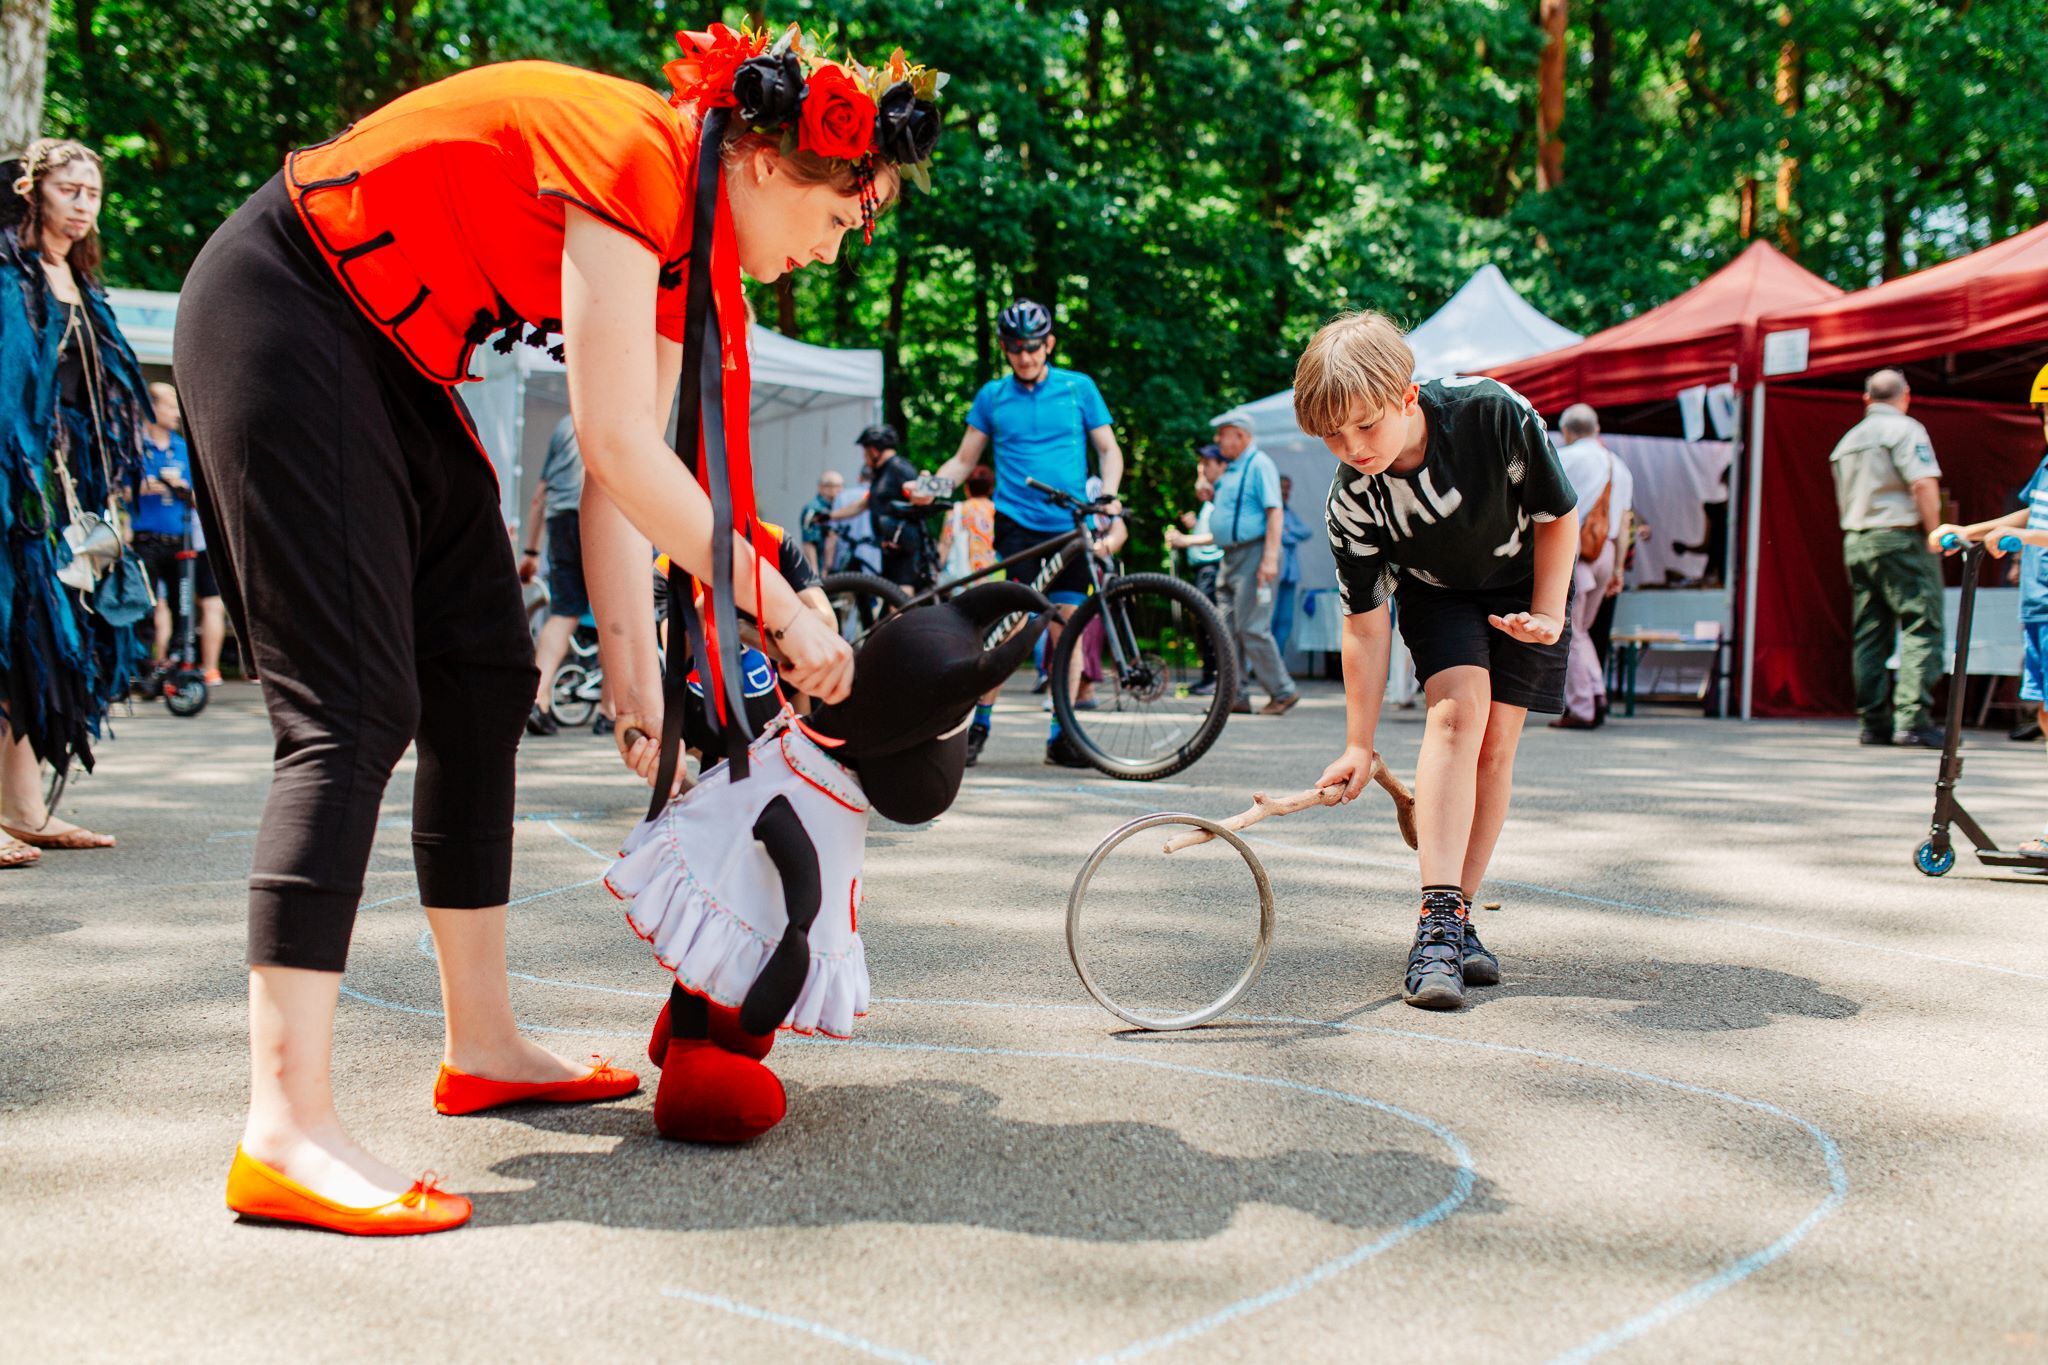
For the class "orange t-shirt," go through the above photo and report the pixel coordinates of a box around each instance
[287,61,696,385]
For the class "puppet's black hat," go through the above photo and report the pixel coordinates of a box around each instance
[808,581,1050,823]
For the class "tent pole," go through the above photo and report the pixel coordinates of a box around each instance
[1739,381,1767,720]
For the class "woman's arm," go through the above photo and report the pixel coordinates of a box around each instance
[562,207,853,774]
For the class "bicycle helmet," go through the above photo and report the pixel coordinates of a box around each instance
[997,299,1053,344]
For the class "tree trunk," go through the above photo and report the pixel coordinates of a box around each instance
[0,0,50,153]
[1772,5,1802,255]
[883,234,914,439]
[774,275,798,336]
[1536,0,1567,190]
[1738,175,1758,239]
[1588,0,1613,118]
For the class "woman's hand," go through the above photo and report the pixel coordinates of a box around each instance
[1488,611,1563,646]
[612,709,688,796]
[1317,744,1377,802]
[774,610,854,704]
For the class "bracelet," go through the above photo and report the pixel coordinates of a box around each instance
[521,548,539,557]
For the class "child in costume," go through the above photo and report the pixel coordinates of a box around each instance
[608,581,1050,1141]
[1294,312,1580,1010]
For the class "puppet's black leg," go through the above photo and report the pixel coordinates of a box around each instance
[739,794,823,1037]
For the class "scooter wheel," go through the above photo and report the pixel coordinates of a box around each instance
[164,671,209,718]
[1914,839,1955,877]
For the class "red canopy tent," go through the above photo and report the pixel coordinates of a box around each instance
[1487,241,1841,413]
[1743,221,2048,718]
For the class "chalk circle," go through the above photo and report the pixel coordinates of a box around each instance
[1066,811,1276,1031]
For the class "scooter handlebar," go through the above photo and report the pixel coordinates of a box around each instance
[1940,533,1963,550]
[1998,535,2024,553]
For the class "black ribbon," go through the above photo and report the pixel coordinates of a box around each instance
[649,105,757,820]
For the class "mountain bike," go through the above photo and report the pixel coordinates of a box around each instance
[822,477,1237,780]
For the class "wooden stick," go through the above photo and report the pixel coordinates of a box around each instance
[1373,762,1420,850]
[1162,752,1420,854]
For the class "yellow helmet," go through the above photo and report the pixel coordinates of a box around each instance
[2033,360,2048,403]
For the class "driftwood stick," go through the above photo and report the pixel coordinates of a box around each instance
[1373,762,1420,850]
[1161,753,1419,854]
[1161,784,1344,853]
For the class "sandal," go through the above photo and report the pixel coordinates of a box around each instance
[0,822,116,850]
[0,838,39,869]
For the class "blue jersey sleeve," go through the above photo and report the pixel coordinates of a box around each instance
[1076,375,1113,432]
[966,380,1000,435]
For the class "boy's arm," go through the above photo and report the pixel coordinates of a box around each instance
[1489,510,1577,646]
[1930,507,2028,552]
[1319,604,1392,801]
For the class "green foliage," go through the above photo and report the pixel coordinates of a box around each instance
[40,0,2047,557]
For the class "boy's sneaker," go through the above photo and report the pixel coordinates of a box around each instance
[1459,916,1501,986]
[964,724,990,768]
[1404,910,1467,1009]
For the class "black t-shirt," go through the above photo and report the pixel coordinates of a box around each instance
[868,453,924,544]
[1325,376,1577,614]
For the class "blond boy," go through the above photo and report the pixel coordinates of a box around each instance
[1295,313,1580,1008]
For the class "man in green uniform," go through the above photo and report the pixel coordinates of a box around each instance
[1831,369,1945,747]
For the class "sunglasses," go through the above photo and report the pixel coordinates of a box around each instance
[1002,340,1049,357]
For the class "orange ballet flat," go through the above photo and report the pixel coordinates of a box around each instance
[432,1055,640,1116]
[225,1147,471,1236]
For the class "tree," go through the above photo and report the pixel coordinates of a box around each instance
[1,0,50,152]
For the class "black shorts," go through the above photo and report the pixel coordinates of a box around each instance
[545,509,588,618]
[133,531,220,600]
[993,511,1089,605]
[1393,576,1570,713]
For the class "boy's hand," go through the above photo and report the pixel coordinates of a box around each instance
[1928,523,1971,554]
[1317,744,1377,802]
[1488,611,1563,646]
[1986,528,2046,558]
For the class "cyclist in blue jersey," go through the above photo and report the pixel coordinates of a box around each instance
[921,299,1126,767]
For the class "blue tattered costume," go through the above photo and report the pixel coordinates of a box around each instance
[0,182,150,774]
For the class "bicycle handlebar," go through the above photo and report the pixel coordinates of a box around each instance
[1023,476,1119,514]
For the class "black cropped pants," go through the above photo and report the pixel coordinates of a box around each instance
[175,175,538,972]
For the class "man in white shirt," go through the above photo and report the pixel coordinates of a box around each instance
[1554,404,1634,728]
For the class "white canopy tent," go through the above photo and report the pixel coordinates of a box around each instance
[469,328,884,539]
[1209,266,1582,668]
[108,287,884,542]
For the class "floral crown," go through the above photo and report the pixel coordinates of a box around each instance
[665,22,946,242]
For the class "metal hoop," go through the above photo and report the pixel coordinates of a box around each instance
[1065,812,1275,1031]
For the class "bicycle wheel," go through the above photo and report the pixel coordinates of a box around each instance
[550,662,597,728]
[822,571,911,648]
[1051,572,1237,780]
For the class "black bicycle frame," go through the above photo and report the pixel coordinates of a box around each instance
[886,510,1140,679]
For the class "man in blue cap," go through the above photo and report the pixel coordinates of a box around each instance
[1208,406,1299,714]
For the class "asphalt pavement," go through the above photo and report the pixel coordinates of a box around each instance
[5,679,2047,1362]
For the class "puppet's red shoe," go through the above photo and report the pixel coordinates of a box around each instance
[225,1148,471,1236]
[650,998,774,1067]
[652,1040,786,1143]
[433,1057,640,1116]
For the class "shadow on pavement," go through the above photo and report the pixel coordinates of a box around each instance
[1491,957,1861,1030]
[475,1076,1501,1239]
